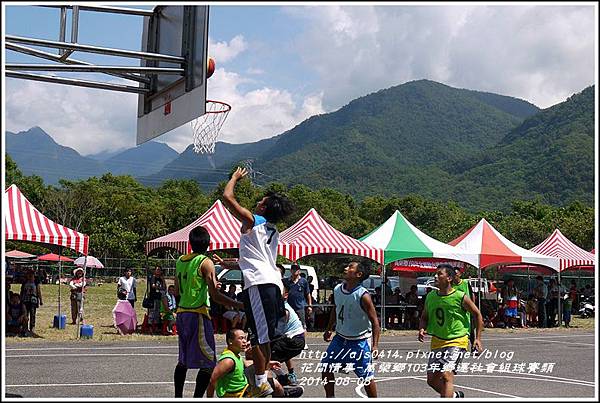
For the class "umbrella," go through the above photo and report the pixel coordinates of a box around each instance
[74,256,104,268]
[112,300,137,335]
[38,253,74,262]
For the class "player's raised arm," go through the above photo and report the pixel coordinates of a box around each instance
[222,167,254,230]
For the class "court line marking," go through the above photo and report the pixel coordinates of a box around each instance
[5,333,594,351]
[353,375,521,398]
[522,338,594,346]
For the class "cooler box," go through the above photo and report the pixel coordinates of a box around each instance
[80,324,94,338]
[53,314,67,329]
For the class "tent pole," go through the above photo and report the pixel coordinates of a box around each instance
[477,266,482,314]
[381,264,386,331]
[557,270,561,328]
[77,255,89,339]
[57,246,63,324]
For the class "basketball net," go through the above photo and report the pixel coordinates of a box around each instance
[191,100,231,154]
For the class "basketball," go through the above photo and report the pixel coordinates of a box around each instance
[207,57,216,79]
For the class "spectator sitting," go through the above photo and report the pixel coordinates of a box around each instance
[6,292,28,336]
[222,285,246,329]
[161,285,178,333]
[491,303,506,328]
[582,284,593,298]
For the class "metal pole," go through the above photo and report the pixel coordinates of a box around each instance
[6,35,186,63]
[71,5,79,44]
[41,5,155,17]
[478,267,482,313]
[381,265,386,331]
[6,64,184,74]
[6,43,150,84]
[58,7,67,56]
[77,256,89,339]
[557,270,561,328]
[57,247,62,324]
[6,71,148,94]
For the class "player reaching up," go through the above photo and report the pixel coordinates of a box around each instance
[221,167,295,397]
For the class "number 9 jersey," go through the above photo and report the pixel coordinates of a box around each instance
[425,289,470,344]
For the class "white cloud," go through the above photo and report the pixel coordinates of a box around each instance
[287,5,596,109]
[208,35,248,64]
[5,77,138,155]
[160,67,324,150]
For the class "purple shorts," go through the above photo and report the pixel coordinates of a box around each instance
[176,312,216,369]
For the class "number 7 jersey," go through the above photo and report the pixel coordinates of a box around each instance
[333,282,372,340]
[238,214,284,293]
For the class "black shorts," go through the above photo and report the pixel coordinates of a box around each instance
[240,284,285,346]
[271,334,305,362]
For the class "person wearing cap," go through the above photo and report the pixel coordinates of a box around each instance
[69,267,87,325]
[284,263,313,331]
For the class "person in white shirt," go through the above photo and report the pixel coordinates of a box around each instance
[117,268,137,308]
[221,167,295,397]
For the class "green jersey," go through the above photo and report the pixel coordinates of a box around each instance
[454,279,471,297]
[425,289,470,340]
[175,253,210,311]
[216,349,248,397]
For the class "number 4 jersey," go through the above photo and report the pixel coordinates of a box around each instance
[425,289,470,349]
[333,282,372,340]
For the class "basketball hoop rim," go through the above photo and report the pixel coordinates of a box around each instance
[205,99,231,113]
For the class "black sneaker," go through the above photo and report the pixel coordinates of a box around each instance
[283,385,304,397]
[455,390,465,398]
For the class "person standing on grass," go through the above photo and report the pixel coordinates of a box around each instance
[321,262,380,398]
[69,268,86,325]
[117,268,137,308]
[20,269,42,336]
[221,166,295,397]
[419,264,483,398]
[173,226,243,398]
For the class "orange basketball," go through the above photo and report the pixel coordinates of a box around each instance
[207,57,216,79]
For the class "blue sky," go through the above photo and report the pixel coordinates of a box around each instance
[4,3,597,155]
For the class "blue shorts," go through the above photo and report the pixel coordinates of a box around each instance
[505,308,518,318]
[320,334,374,380]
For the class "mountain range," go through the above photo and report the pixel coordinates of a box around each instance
[5,79,594,212]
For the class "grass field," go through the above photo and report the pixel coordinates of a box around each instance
[5,280,596,343]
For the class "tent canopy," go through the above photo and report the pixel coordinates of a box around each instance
[4,184,89,255]
[278,209,384,264]
[449,218,559,271]
[146,199,242,255]
[530,229,595,272]
[359,210,480,266]
[38,253,74,262]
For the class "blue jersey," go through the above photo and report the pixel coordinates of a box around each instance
[334,283,371,340]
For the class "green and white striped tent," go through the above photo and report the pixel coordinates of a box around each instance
[360,210,479,329]
[360,210,479,266]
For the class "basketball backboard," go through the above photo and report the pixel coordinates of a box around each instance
[136,5,209,145]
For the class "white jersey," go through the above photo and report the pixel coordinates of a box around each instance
[284,302,305,338]
[238,215,283,293]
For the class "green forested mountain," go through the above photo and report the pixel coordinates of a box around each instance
[192,79,561,210]
[449,85,595,210]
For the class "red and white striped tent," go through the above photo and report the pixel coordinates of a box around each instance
[146,199,242,255]
[449,218,559,271]
[278,208,384,264]
[530,229,595,272]
[4,184,89,255]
